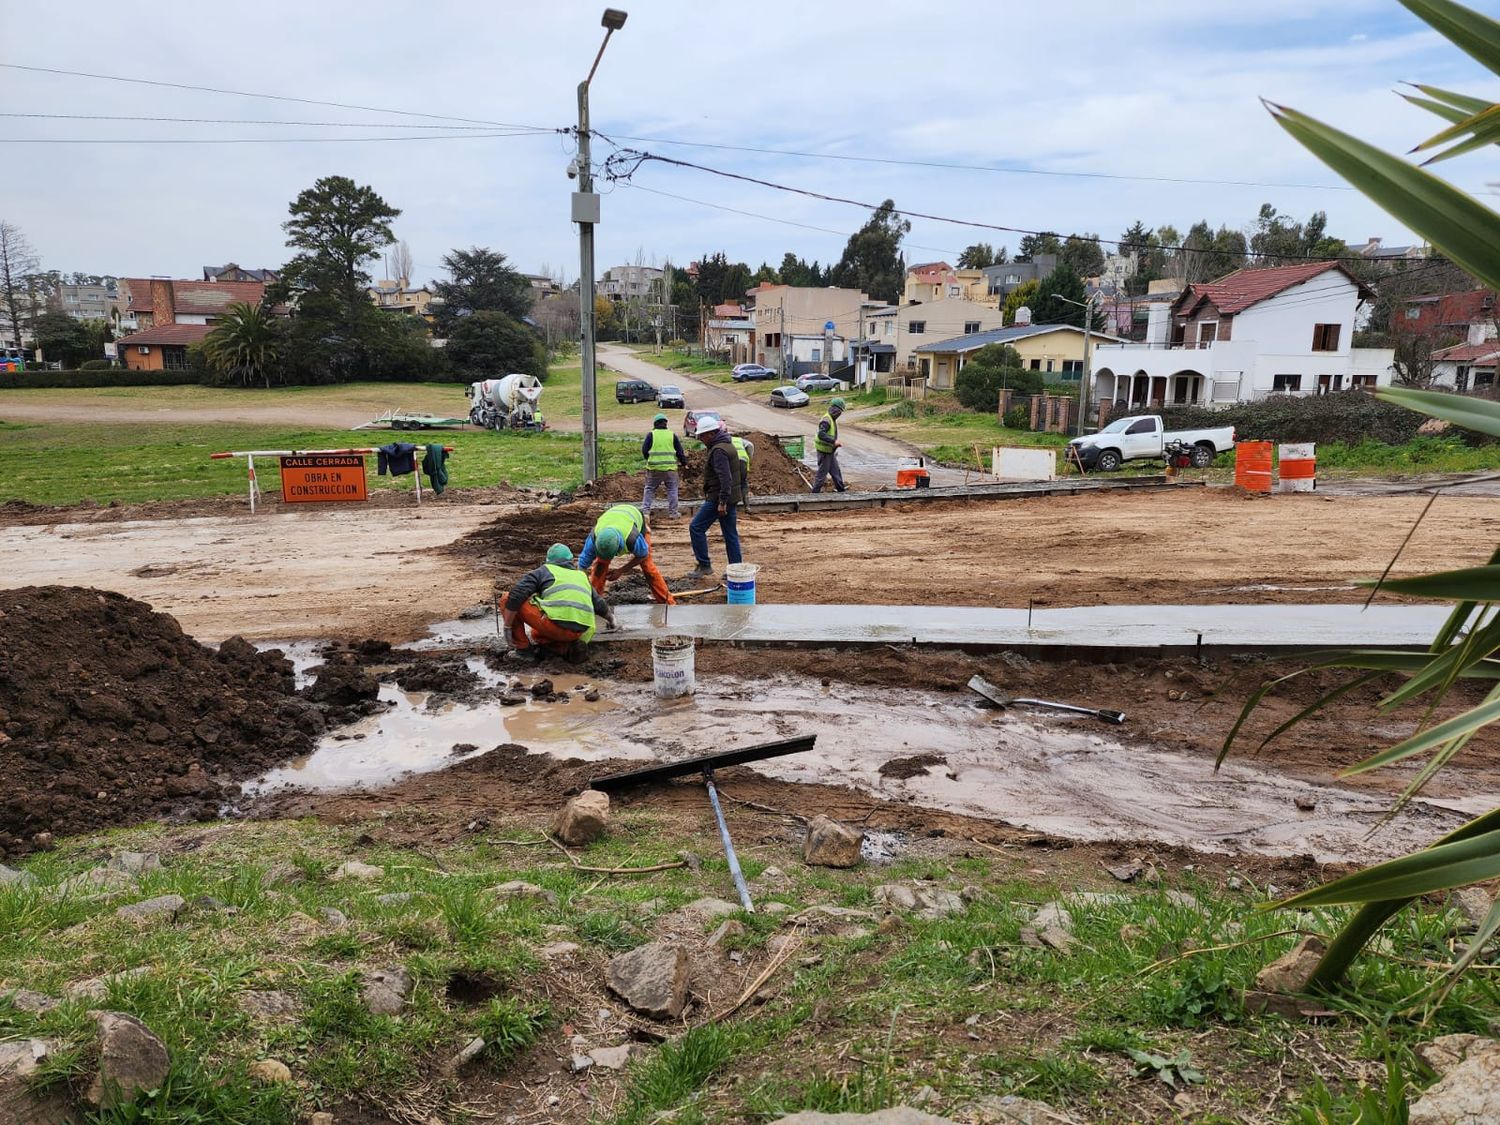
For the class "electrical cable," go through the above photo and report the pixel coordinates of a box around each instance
[0,112,513,130]
[0,131,550,145]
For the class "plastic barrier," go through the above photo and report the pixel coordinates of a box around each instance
[1278,443,1316,492]
[1234,441,1273,493]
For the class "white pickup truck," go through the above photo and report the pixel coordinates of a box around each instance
[1066,414,1236,472]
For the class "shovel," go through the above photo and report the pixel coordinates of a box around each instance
[968,675,1126,725]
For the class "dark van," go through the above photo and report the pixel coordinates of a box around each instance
[615,379,656,404]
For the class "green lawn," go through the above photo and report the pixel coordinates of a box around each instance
[0,420,637,506]
[0,380,471,415]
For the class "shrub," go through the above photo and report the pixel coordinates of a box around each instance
[956,364,1042,411]
[0,368,202,388]
[78,359,115,371]
[1003,405,1031,429]
[1159,391,1425,446]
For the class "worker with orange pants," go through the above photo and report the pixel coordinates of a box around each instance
[501,543,616,660]
[577,502,676,605]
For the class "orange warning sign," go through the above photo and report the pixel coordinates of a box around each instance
[279,454,368,503]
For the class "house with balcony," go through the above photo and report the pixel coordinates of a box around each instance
[860,299,1006,374]
[902,262,995,307]
[911,323,1125,391]
[369,277,438,323]
[118,277,271,335]
[1090,262,1395,409]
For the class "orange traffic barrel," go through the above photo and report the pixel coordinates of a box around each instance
[1278,443,1316,492]
[1234,441,1273,493]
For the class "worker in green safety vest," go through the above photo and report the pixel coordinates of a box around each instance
[578,502,675,604]
[730,434,755,510]
[640,413,688,518]
[812,397,847,493]
[501,543,616,660]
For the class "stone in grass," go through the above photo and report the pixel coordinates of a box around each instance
[0,863,36,888]
[85,1012,170,1109]
[108,851,163,876]
[769,1110,961,1124]
[491,881,560,907]
[237,990,302,1020]
[330,860,384,882]
[58,867,136,896]
[707,920,747,948]
[247,1059,292,1084]
[1244,935,1329,1018]
[872,884,966,920]
[802,815,863,868]
[375,892,415,907]
[552,789,610,846]
[2,988,59,1014]
[588,1044,639,1070]
[319,907,349,927]
[65,966,153,1001]
[1018,902,1076,954]
[606,942,690,1021]
[1409,1036,1500,1125]
[966,1094,1078,1123]
[360,966,413,1017]
[1448,886,1495,931]
[115,894,186,925]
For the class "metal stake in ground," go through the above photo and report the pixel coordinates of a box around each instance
[703,767,753,912]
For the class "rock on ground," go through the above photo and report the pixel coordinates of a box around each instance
[1,988,59,1013]
[552,789,610,845]
[966,1095,1078,1123]
[873,884,966,920]
[237,990,301,1020]
[1409,1037,1500,1125]
[607,942,691,1020]
[247,1059,292,1084]
[115,894,186,924]
[802,815,863,868]
[770,1110,960,1124]
[108,851,162,876]
[0,863,36,887]
[330,860,384,881]
[1447,886,1495,930]
[361,967,413,1016]
[58,867,135,896]
[86,1012,170,1108]
[1254,935,1325,994]
[491,880,560,907]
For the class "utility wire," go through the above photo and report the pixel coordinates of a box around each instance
[0,63,556,132]
[0,131,549,145]
[0,112,512,130]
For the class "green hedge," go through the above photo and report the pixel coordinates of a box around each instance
[1158,391,1429,446]
[0,369,204,389]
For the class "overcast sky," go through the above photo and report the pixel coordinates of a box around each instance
[4,1,1499,285]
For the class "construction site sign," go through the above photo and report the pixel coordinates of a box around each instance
[279,453,368,504]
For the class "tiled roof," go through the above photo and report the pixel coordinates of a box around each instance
[120,323,215,346]
[123,278,268,316]
[913,324,1125,354]
[1432,342,1500,363]
[1177,262,1371,316]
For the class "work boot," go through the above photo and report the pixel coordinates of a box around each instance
[691,562,713,576]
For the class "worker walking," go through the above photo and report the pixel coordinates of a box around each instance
[689,416,745,576]
[730,434,755,511]
[812,397,848,493]
[501,544,616,661]
[641,413,688,518]
[578,502,676,605]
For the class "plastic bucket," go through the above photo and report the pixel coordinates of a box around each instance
[781,436,805,459]
[725,562,759,605]
[1278,443,1316,492]
[1234,441,1273,493]
[651,635,696,699]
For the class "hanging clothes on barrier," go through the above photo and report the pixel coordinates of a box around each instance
[377,442,418,476]
[422,443,450,495]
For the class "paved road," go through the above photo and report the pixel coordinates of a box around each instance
[597,344,968,487]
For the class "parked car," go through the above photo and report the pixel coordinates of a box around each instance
[1066,414,1236,472]
[732,363,776,382]
[656,384,685,409]
[683,409,722,437]
[795,373,846,392]
[615,379,656,404]
[769,385,811,409]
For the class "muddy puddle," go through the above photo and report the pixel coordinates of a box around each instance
[244,664,1494,865]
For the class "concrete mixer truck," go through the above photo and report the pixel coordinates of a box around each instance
[466,373,546,431]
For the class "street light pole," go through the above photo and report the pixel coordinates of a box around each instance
[1056,293,1097,436]
[575,9,628,483]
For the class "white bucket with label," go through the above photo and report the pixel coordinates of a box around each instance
[725,562,760,605]
[651,634,696,699]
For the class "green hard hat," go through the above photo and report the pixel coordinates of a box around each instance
[596,528,625,559]
[653,412,668,424]
[831,397,847,410]
[546,543,574,565]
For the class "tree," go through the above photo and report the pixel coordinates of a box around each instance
[445,311,546,379]
[388,239,414,283]
[692,252,755,305]
[1177,221,1247,283]
[1033,263,1103,328]
[203,302,284,387]
[1248,204,1345,266]
[531,293,580,352]
[1002,279,1040,324]
[958,242,998,270]
[32,311,94,367]
[1118,221,1153,260]
[955,344,1040,410]
[1014,232,1061,263]
[431,247,533,332]
[1389,331,1448,388]
[753,262,780,285]
[1060,234,1106,279]
[0,221,39,348]
[830,199,910,303]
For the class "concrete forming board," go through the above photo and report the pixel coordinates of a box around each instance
[601,602,1458,653]
[746,475,1191,513]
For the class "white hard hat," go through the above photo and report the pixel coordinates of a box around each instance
[694,416,720,436]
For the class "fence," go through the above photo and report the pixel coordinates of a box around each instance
[997,390,1075,433]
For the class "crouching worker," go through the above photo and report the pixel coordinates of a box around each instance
[501,543,616,660]
[578,502,676,605]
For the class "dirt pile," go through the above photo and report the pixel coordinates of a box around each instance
[0,586,317,857]
[573,430,809,502]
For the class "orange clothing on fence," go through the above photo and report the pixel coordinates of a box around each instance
[588,531,675,605]
[508,597,582,655]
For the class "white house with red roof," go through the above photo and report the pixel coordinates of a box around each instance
[1091,262,1395,409]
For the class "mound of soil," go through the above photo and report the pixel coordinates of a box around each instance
[0,586,316,857]
[574,430,809,503]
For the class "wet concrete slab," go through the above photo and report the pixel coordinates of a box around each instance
[593,602,1457,652]
[747,476,1187,513]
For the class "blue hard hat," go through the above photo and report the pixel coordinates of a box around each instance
[596,528,626,559]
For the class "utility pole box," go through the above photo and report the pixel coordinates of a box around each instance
[571,192,601,224]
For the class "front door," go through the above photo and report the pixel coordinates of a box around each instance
[1150,376,1167,405]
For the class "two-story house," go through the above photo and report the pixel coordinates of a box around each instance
[599,264,663,301]
[902,262,995,307]
[743,283,873,374]
[118,277,276,371]
[369,277,438,323]
[861,300,1007,374]
[1090,262,1395,409]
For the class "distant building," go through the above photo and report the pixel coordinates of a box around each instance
[599,264,663,301]
[57,280,119,321]
[913,324,1125,391]
[120,323,214,372]
[525,274,563,299]
[901,262,994,307]
[369,277,438,323]
[979,254,1058,300]
[862,299,1007,373]
[202,263,279,283]
[1345,237,1426,264]
[742,283,872,375]
[119,277,272,334]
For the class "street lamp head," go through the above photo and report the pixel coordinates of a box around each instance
[601,8,628,30]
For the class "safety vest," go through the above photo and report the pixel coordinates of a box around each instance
[595,503,645,551]
[534,564,596,643]
[645,428,678,471]
[730,436,751,466]
[815,412,839,454]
